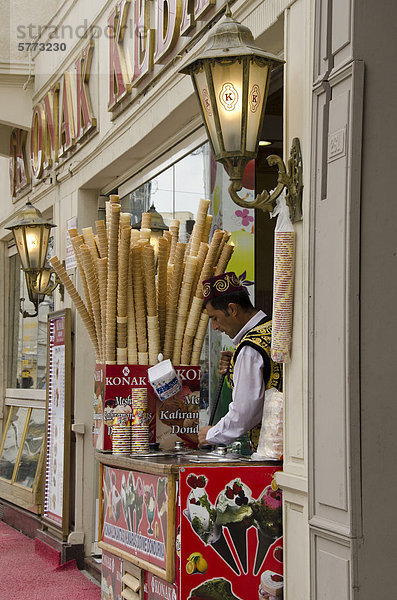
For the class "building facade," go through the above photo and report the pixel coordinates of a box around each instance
[0,0,396,597]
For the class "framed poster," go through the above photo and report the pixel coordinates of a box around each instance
[43,309,72,538]
[99,465,177,583]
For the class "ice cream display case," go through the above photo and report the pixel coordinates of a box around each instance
[97,450,283,600]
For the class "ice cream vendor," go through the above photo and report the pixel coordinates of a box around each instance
[198,272,282,451]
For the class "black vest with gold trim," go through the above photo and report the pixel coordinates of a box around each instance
[228,316,282,451]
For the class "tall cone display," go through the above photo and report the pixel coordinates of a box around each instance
[49,196,234,365]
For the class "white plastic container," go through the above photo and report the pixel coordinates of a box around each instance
[148,358,182,400]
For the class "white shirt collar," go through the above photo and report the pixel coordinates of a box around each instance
[232,310,267,345]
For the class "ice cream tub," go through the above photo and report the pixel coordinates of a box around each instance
[148,359,182,400]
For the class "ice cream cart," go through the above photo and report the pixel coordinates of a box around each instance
[97,450,283,600]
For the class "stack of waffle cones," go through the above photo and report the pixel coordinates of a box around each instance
[49,195,234,365]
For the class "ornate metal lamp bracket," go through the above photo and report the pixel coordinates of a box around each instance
[228,137,303,222]
[19,297,38,319]
[30,270,64,300]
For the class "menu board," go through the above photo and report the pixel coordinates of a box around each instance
[43,309,72,537]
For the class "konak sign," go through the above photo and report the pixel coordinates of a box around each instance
[10,39,97,197]
[9,0,218,198]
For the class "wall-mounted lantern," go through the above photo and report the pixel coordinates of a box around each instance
[180,7,303,222]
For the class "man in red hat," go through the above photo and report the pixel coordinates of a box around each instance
[198,272,282,450]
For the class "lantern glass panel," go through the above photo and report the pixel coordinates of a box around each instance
[246,61,269,153]
[211,59,243,153]
[193,67,220,156]
[30,225,49,270]
[34,268,52,294]
[13,227,30,270]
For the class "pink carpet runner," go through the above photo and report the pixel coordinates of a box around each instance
[0,519,100,600]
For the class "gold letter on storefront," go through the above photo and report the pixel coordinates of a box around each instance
[75,40,97,140]
[132,0,154,86]
[154,0,183,64]
[108,0,132,110]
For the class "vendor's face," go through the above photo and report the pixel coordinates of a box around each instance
[205,301,240,339]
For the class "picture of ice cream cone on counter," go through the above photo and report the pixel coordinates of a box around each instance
[157,477,168,544]
[135,477,144,530]
[184,474,240,575]
[121,471,136,531]
[251,482,282,575]
[215,479,254,574]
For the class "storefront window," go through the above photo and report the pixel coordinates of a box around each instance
[126,145,210,238]
[0,406,29,481]
[7,252,54,390]
[0,406,45,490]
[14,408,46,488]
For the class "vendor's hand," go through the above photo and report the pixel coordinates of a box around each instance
[219,351,233,375]
[198,426,213,446]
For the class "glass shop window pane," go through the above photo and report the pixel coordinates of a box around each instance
[7,253,53,390]
[14,408,45,488]
[123,143,209,243]
[0,406,29,481]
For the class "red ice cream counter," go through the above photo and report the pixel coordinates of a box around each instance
[97,451,283,600]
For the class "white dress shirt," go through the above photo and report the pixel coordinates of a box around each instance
[206,310,267,445]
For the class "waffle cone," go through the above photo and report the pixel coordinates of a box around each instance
[117,226,131,318]
[131,246,147,353]
[157,236,169,347]
[214,243,234,275]
[202,215,213,244]
[80,244,103,360]
[49,256,99,358]
[180,334,194,365]
[117,317,127,349]
[184,296,203,337]
[130,229,140,245]
[117,348,128,365]
[192,242,209,300]
[147,315,160,329]
[167,244,185,309]
[142,245,157,316]
[106,265,118,363]
[138,352,149,366]
[70,234,94,323]
[95,220,108,258]
[141,212,151,229]
[163,308,177,360]
[163,231,172,261]
[108,203,121,271]
[105,201,111,235]
[195,229,224,298]
[68,227,78,239]
[127,249,138,363]
[214,230,231,266]
[169,220,180,264]
[140,228,151,242]
[183,255,198,283]
[97,257,108,361]
[82,227,99,268]
[119,212,130,231]
[189,198,210,256]
[191,313,209,365]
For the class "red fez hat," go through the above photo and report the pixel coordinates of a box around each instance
[202,272,247,306]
